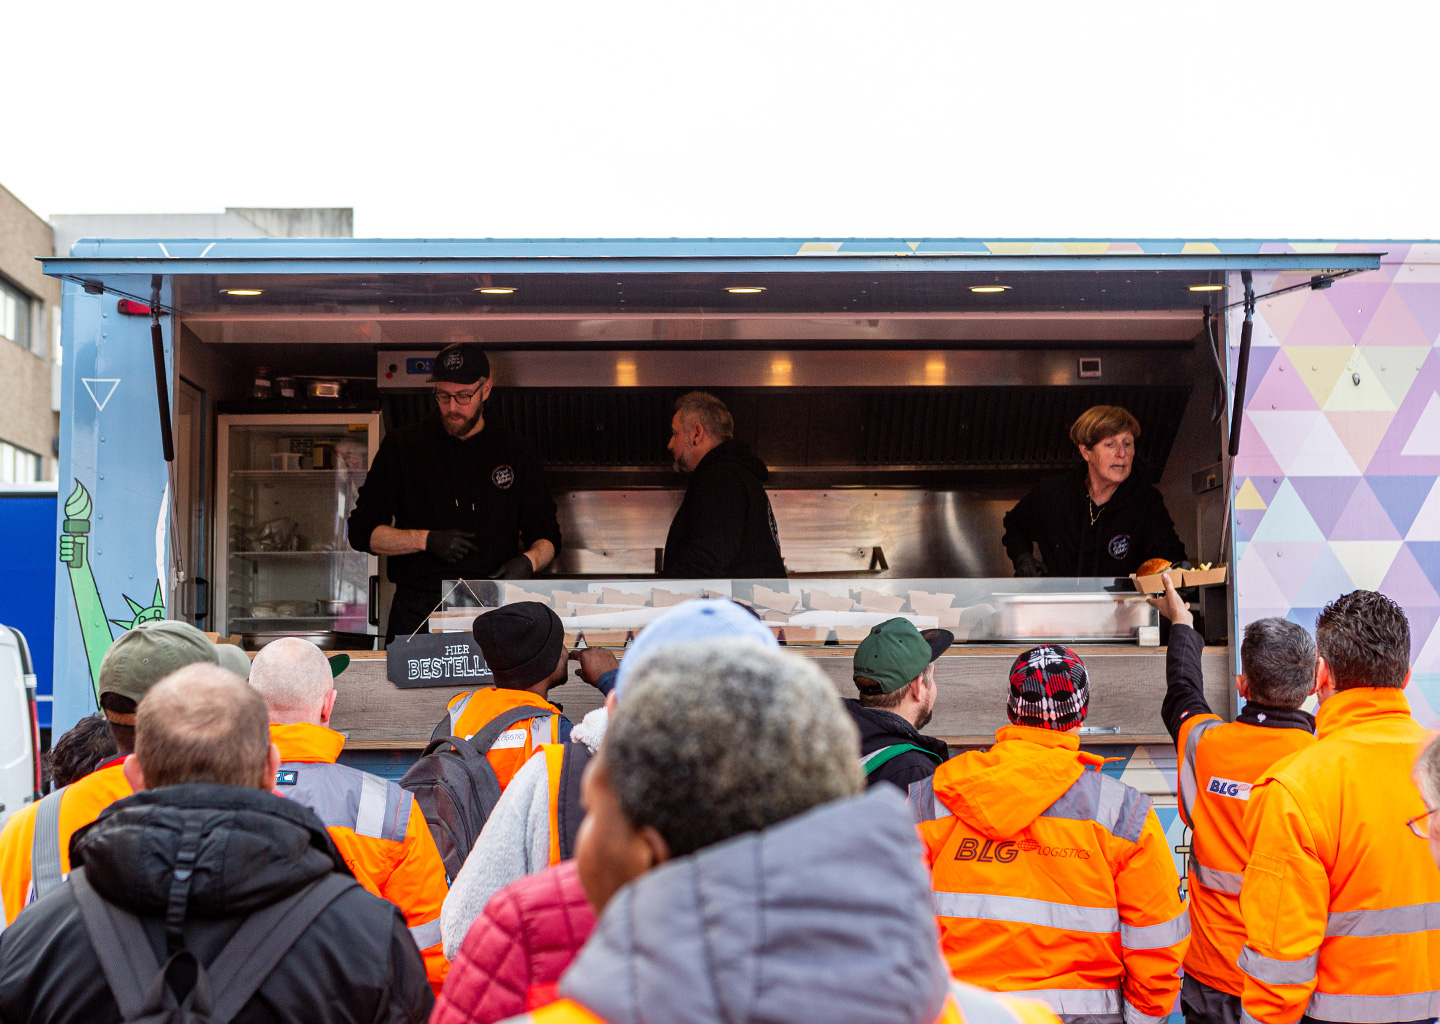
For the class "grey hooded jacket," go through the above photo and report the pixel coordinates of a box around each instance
[558,786,951,1024]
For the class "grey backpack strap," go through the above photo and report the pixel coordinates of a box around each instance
[69,866,161,1021]
[557,741,593,861]
[30,785,69,901]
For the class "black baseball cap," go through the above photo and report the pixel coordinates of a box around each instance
[428,343,491,385]
[472,602,564,689]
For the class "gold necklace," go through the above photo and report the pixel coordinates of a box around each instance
[1088,496,1100,525]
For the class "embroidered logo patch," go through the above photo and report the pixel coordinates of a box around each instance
[1206,776,1252,801]
[276,770,299,786]
[443,349,464,371]
[492,464,514,489]
[1108,534,1131,559]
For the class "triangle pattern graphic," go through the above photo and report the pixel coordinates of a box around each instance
[1331,478,1401,540]
[1251,479,1327,542]
[1400,393,1440,457]
[1329,540,1403,592]
[1410,543,1440,601]
[1377,544,1440,607]
[1236,544,1292,609]
[1323,352,1397,413]
[1249,411,1322,475]
[1292,546,1356,608]
[1288,477,1360,536]
[1285,292,1358,347]
[1409,480,1440,542]
[1368,476,1437,536]
[1358,290,1430,349]
[1368,350,1440,474]
[1363,347,1429,408]
[1249,348,1315,411]
[81,378,120,412]
[1235,478,1269,510]
[1289,414,1361,476]
[1243,347,1282,407]
[1326,281,1392,343]
[1324,411,1394,473]
[1234,418,1283,480]
[1258,287,1312,343]
[1285,347,1355,407]
[1395,284,1440,344]
[1250,542,1327,604]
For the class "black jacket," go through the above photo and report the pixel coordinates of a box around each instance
[1161,622,1314,743]
[661,440,785,579]
[1001,468,1186,577]
[0,783,433,1024]
[348,415,561,591]
[844,699,950,792]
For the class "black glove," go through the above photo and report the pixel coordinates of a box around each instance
[425,529,478,563]
[492,554,535,580]
[1013,553,1046,578]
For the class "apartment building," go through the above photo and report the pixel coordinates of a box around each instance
[0,185,59,482]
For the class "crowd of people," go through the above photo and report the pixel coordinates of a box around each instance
[0,582,1435,1024]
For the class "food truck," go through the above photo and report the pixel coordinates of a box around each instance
[39,238,1440,841]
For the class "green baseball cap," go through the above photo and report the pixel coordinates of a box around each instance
[213,642,253,680]
[852,617,954,693]
[98,620,220,703]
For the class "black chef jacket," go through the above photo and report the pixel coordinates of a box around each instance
[661,440,785,579]
[347,416,562,594]
[1001,468,1186,577]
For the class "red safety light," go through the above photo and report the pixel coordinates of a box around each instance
[117,299,153,316]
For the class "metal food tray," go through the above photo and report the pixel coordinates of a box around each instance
[989,592,1156,643]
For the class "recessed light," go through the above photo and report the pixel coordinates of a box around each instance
[1189,284,1224,292]
[969,285,1011,294]
[476,286,516,295]
[222,288,263,296]
[725,286,766,294]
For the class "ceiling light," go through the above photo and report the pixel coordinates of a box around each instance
[725,286,766,294]
[476,286,516,295]
[969,285,1011,294]
[1189,284,1224,292]
[222,288,263,296]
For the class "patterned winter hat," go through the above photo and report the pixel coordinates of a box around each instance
[1007,644,1089,729]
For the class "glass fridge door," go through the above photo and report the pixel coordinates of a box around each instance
[219,416,375,637]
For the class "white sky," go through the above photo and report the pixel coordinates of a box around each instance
[5,0,1438,241]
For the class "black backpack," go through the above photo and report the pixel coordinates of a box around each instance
[400,705,545,880]
[70,865,357,1024]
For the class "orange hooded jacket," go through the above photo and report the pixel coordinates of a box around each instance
[0,756,132,927]
[913,725,1189,1024]
[1238,687,1440,1024]
[270,722,450,992]
[442,687,563,790]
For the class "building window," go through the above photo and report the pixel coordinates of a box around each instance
[0,279,33,352]
[0,442,41,483]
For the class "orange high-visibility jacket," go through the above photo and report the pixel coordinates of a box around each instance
[913,725,1189,1024]
[271,722,451,992]
[1238,687,1440,1024]
[1175,708,1314,996]
[442,687,563,790]
[0,757,131,927]
[505,981,1064,1024]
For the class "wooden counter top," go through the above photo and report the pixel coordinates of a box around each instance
[328,643,1232,750]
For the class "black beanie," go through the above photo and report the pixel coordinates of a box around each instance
[472,602,565,689]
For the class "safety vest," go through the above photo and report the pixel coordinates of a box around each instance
[509,981,1063,1024]
[913,726,1189,1024]
[440,687,562,790]
[534,740,593,867]
[271,722,450,991]
[0,757,131,927]
[1175,710,1314,996]
[1238,687,1440,1024]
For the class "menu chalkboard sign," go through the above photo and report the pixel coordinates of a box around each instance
[387,632,493,689]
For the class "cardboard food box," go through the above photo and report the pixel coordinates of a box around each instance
[805,589,855,612]
[651,588,692,607]
[857,588,905,613]
[833,625,873,643]
[579,629,630,647]
[782,626,830,645]
[1131,571,1170,595]
[1182,564,1229,587]
[752,584,801,613]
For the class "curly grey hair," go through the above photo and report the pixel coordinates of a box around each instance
[606,639,863,857]
[673,391,734,442]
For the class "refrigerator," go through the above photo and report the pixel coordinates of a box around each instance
[214,412,381,641]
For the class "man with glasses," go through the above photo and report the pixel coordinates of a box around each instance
[349,342,561,640]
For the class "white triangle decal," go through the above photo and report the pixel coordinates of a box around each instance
[81,378,120,412]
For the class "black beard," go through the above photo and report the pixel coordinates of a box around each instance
[444,406,483,438]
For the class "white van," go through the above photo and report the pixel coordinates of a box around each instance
[0,625,40,826]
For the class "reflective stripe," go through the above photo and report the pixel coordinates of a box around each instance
[1122,1005,1168,1024]
[909,776,950,824]
[282,762,411,843]
[1238,1011,1264,1024]
[30,786,68,900]
[1306,989,1440,1021]
[448,693,473,734]
[1040,770,1151,844]
[1237,945,1318,987]
[932,890,1120,933]
[1178,717,1224,826]
[354,772,388,839]
[1006,987,1121,1017]
[1120,909,1189,950]
[947,982,1022,1024]
[1188,854,1243,895]
[1325,901,1440,938]
[409,917,442,950]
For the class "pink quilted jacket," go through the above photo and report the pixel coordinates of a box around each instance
[430,861,597,1024]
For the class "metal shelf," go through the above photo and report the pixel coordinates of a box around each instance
[230,550,354,558]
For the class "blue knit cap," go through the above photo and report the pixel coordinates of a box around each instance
[614,598,778,696]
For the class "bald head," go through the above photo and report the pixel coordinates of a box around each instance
[131,664,274,791]
[249,638,335,724]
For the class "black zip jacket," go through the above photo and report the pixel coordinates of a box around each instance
[844,699,951,792]
[1161,622,1315,743]
[348,416,561,591]
[1001,467,1187,577]
[0,783,432,1024]
[661,440,786,579]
